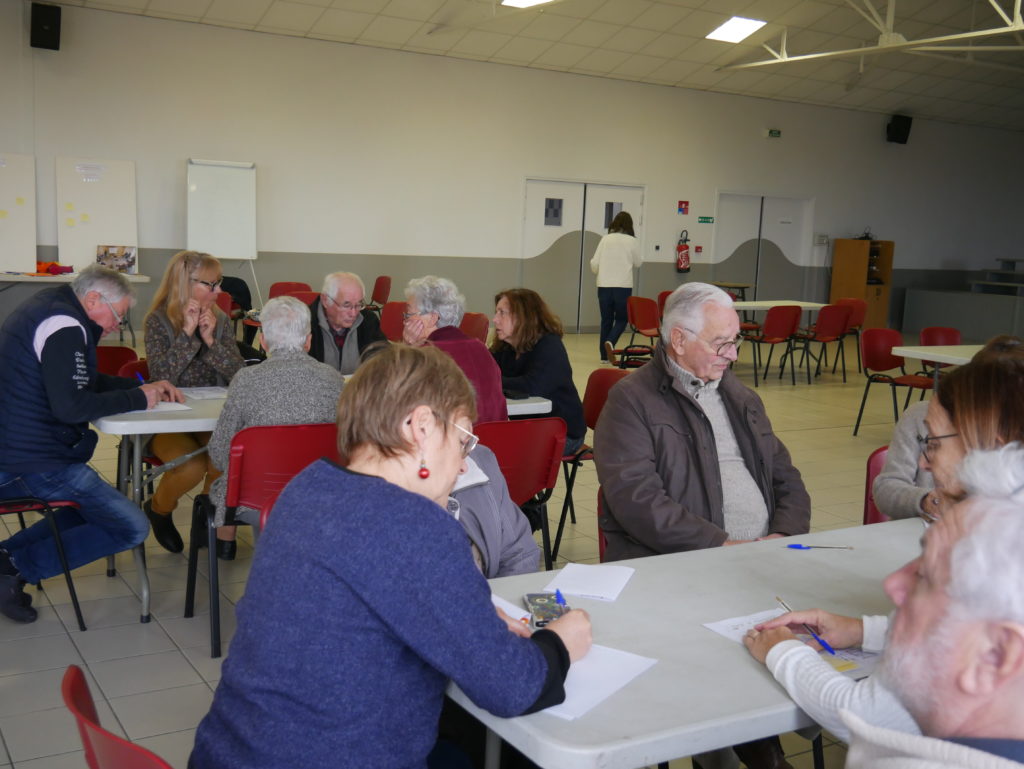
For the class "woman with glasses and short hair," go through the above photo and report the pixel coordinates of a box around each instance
[143,250,245,554]
[742,335,1024,745]
[190,344,591,769]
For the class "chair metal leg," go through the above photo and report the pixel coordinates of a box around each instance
[44,506,86,632]
[131,546,151,623]
[853,379,873,436]
[208,518,222,658]
[183,504,204,618]
[812,733,825,769]
[890,384,900,423]
[552,460,581,562]
[537,502,553,571]
[763,345,776,380]
[106,554,116,578]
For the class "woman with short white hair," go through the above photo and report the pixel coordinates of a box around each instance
[403,275,508,423]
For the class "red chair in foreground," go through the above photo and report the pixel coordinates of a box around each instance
[864,445,891,524]
[853,329,933,436]
[380,301,406,342]
[626,295,661,347]
[745,305,801,387]
[459,312,490,344]
[96,346,138,377]
[364,275,392,315]
[476,418,566,571]
[63,665,174,769]
[184,422,341,657]
[552,368,629,561]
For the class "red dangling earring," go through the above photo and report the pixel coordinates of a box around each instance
[418,457,430,479]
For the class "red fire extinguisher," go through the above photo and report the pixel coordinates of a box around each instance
[676,230,691,273]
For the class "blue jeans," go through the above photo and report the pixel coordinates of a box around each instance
[0,464,149,584]
[598,287,632,358]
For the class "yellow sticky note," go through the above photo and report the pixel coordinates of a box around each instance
[826,657,859,673]
[15,197,24,206]
[0,210,8,219]
[66,218,76,227]
[80,213,89,222]
[65,202,74,211]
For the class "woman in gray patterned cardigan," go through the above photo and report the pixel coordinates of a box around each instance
[207,295,343,555]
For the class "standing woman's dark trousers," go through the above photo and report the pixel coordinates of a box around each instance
[598,287,632,360]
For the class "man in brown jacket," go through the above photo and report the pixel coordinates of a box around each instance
[594,281,810,769]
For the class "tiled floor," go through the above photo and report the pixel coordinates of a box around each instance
[0,332,913,768]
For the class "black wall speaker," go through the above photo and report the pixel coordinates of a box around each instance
[886,114,912,144]
[30,3,61,51]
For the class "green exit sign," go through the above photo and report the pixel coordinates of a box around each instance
[698,216,714,224]
[768,128,782,138]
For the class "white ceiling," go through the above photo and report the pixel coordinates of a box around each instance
[54,0,1024,132]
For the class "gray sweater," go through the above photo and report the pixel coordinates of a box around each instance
[872,400,933,519]
[207,349,343,527]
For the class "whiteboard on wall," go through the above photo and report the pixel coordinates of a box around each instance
[187,159,256,260]
[55,157,138,272]
[0,153,37,272]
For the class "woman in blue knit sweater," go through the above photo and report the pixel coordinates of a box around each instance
[190,344,591,769]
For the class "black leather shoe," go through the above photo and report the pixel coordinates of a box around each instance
[0,575,37,623]
[216,540,237,561]
[144,500,184,553]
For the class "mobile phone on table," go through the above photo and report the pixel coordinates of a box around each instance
[523,592,569,630]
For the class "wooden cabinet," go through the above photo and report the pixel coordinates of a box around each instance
[829,238,894,329]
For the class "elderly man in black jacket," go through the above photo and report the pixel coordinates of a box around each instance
[307,272,386,375]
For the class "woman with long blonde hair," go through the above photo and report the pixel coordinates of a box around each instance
[143,251,244,555]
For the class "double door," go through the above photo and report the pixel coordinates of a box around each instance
[521,180,644,332]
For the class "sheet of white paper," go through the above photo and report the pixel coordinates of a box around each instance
[543,563,635,602]
[702,608,787,643]
[128,401,193,414]
[491,594,530,624]
[543,644,657,720]
[180,386,228,400]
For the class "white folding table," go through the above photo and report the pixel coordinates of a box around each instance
[892,344,983,387]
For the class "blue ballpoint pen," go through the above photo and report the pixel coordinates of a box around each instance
[776,596,836,655]
[554,589,567,615]
[135,372,145,383]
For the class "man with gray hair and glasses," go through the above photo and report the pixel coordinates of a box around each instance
[0,265,181,623]
[307,271,386,375]
[595,282,809,769]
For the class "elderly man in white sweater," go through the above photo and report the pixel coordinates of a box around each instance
[744,445,1024,768]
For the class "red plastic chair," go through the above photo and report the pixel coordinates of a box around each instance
[835,297,868,372]
[283,290,320,306]
[63,665,174,769]
[853,329,934,436]
[552,368,629,561]
[864,445,891,525]
[379,301,406,342]
[184,423,341,657]
[364,275,392,315]
[746,305,801,387]
[117,359,149,381]
[626,295,661,347]
[268,281,312,299]
[918,326,962,375]
[791,304,852,383]
[0,499,86,630]
[96,346,138,376]
[475,418,566,571]
[459,312,490,344]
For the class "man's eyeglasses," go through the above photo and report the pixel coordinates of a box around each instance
[100,296,123,326]
[323,294,366,312]
[450,421,479,458]
[917,432,959,462]
[683,328,744,357]
[191,277,223,291]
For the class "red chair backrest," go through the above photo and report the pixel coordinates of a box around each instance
[117,359,150,381]
[380,301,406,342]
[627,296,660,334]
[284,290,319,306]
[269,281,312,299]
[835,297,868,329]
[760,305,801,340]
[581,368,629,430]
[225,423,341,526]
[96,346,138,376]
[657,290,672,317]
[919,326,961,346]
[459,312,490,344]
[813,304,852,340]
[475,418,566,506]
[62,665,174,769]
[214,291,233,314]
[861,328,904,372]
[370,275,391,305]
[864,445,891,525]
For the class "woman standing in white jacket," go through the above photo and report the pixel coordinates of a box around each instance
[590,211,641,361]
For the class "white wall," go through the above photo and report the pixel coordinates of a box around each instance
[3,0,1020,271]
